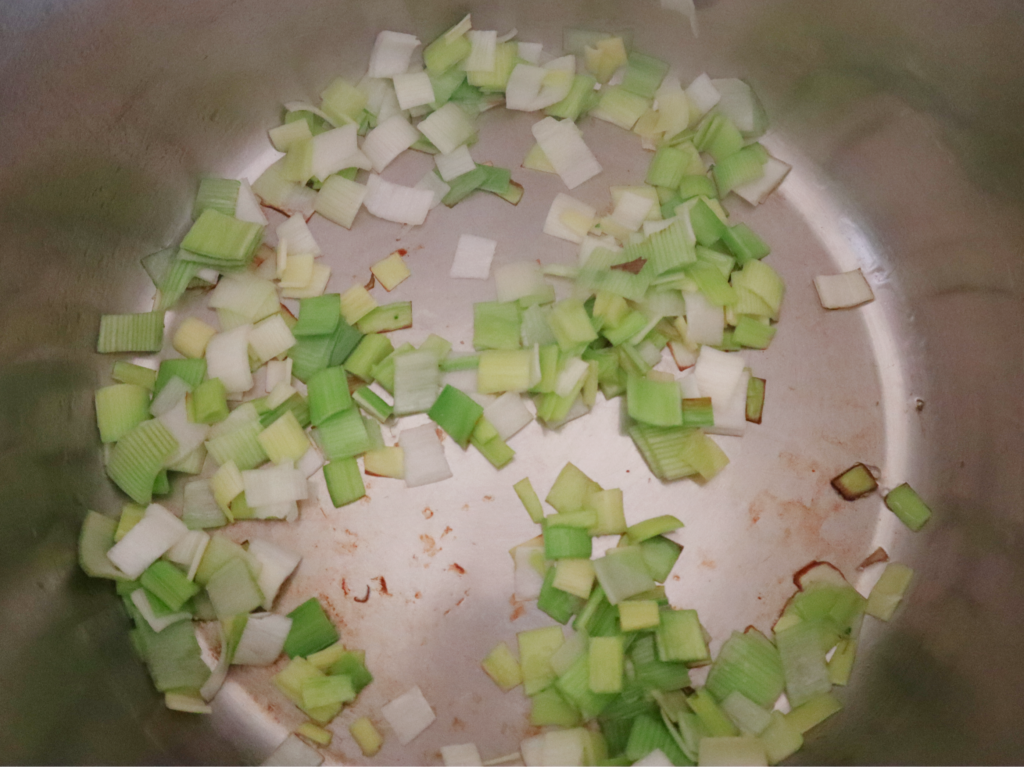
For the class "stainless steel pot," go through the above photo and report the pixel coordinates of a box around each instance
[1,0,1022,763]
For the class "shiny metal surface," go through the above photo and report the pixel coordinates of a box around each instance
[1,0,1022,764]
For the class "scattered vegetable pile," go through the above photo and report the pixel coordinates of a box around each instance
[78,13,933,767]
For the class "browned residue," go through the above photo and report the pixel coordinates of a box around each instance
[354,586,371,603]
[414,591,422,599]
[611,257,647,274]
[422,507,434,519]
[421,534,440,556]
[396,248,409,256]
[483,495,494,502]
[509,593,526,621]
[340,578,350,597]
[335,529,359,556]
[435,427,445,442]
[449,563,466,575]
[441,526,453,538]
[373,576,391,596]
[858,547,890,570]
[699,557,717,570]
[364,274,376,291]
[746,486,848,561]
[452,717,466,731]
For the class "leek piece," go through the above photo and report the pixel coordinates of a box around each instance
[678,175,717,201]
[307,367,352,426]
[229,494,254,521]
[712,144,768,197]
[107,419,179,504]
[327,650,373,692]
[543,525,592,561]
[477,164,512,195]
[641,536,683,582]
[884,483,932,531]
[621,52,669,99]
[530,687,582,727]
[285,598,339,658]
[830,463,878,500]
[345,334,394,382]
[553,558,597,600]
[441,165,488,206]
[339,284,378,326]
[688,688,740,737]
[593,546,657,605]
[206,421,268,471]
[466,41,518,92]
[721,223,770,264]
[393,349,441,416]
[95,384,151,444]
[428,384,484,448]
[320,77,368,124]
[306,641,346,671]
[760,710,803,765]
[477,349,533,394]
[259,410,310,465]
[514,477,545,524]
[827,638,856,686]
[518,625,565,695]
[273,657,337,720]
[745,377,766,424]
[602,311,650,347]
[349,717,383,757]
[356,301,413,333]
[720,691,771,736]
[154,358,207,397]
[593,86,651,130]
[705,629,784,708]
[206,558,264,620]
[688,199,728,247]
[97,311,165,353]
[556,652,616,719]
[182,479,227,530]
[363,446,403,478]
[688,261,738,306]
[625,713,687,764]
[323,458,366,507]
[258,392,311,430]
[646,221,697,274]
[115,504,145,542]
[424,23,472,74]
[473,302,522,351]
[301,674,356,708]
[372,342,415,394]
[314,407,371,460]
[113,361,157,390]
[681,397,714,429]
[586,488,627,536]
[482,642,524,691]
[619,600,661,632]
[546,74,599,121]
[589,636,625,693]
[628,423,698,481]
[292,294,341,338]
[698,737,767,767]
[865,562,913,621]
[192,535,260,586]
[155,256,201,312]
[628,374,683,427]
[656,609,710,665]
[370,251,411,292]
[193,378,229,424]
[547,299,598,350]
[296,722,332,747]
[152,469,170,496]
[353,386,393,423]
[774,620,831,707]
[547,509,598,529]
[784,692,842,734]
[732,316,776,349]
[131,611,211,692]
[181,209,263,266]
[78,511,125,580]
[140,560,199,611]
[693,114,743,162]
[417,102,477,155]
[546,462,601,513]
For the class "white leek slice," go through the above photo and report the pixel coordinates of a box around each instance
[208,273,278,323]
[159,399,210,466]
[276,214,320,257]
[149,375,191,417]
[531,117,602,190]
[265,359,293,392]
[235,179,269,226]
[367,31,421,78]
[654,75,690,137]
[683,291,724,347]
[505,64,549,111]
[694,345,746,405]
[248,538,301,610]
[249,314,296,364]
[393,71,435,111]
[442,743,483,766]
[130,588,192,633]
[234,612,293,666]
[494,261,549,303]
[283,100,337,126]
[685,73,720,117]
[450,234,497,279]
[206,324,254,395]
[362,114,420,173]
[417,102,477,155]
[242,466,308,507]
[610,191,655,232]
[464,30,497,73]
[269,120,312,152]
[513,544,545,601]
[296,443,325,478]
[364,174,433,226]
[399,423,452,488]
[434,145,477,182]
[814,269,874,309]
[705,368,750,437]
[381,685,436,745]
[309,124,358,180]
[280,263,331,299]
[517,41,543,64]
[543,193,596,244]
[483,392,533,441]
[106,503,188,579]
[314,174,366,229]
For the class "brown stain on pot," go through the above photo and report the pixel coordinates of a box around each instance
[421,534,440,556]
